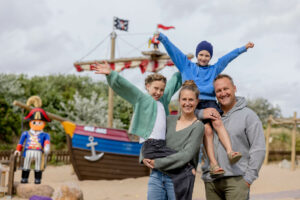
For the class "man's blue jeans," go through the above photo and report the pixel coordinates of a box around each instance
[147,169,176,200]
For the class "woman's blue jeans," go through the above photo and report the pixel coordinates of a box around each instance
[147,169,176,200]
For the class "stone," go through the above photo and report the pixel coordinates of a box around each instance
[278,159,291,169]
[15,183,54,199]
[53,182,83,200]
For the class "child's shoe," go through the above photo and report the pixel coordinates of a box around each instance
[228,151,242,164]
[209,164,225,176]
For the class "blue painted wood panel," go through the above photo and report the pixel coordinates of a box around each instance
[72,133,142,156]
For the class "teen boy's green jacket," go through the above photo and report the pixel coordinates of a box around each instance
[106,71,182,139]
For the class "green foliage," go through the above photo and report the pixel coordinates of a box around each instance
[0,96,22,143]
[247,97,282,125]
[60,91,126,129]
[0,73,132,150]
[113,95,133,130]
[0,142,15,151]
[268,128,300,151]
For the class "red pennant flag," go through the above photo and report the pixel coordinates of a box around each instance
[157,24,175,30]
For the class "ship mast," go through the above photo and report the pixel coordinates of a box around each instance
[74,21,194,129]
[107,26,117,128]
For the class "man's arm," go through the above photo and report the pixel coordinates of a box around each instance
[195,108,221,121]
[243,113,266,185]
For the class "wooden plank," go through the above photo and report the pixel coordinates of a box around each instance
[291,112,297,171]
[78,170,148,180]
[73,156,143,168]
[72,149,147,169]
[73,53,194,66]
[76,165,148,176]
[73,148,139,159]
[70,147,149,180]
[264,115,272,165]
[67,135,83,180]
[13,101,70,122]
[7,154,16,196]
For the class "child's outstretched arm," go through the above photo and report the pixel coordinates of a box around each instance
[94,61,112,75]
[157,32,192,72]
[214,42,254,75]
[94,61,144,105]
[161,72,182,106]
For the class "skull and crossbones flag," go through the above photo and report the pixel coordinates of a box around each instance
[114,17,129,31]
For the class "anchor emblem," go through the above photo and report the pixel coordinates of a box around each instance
[84,136,104,161]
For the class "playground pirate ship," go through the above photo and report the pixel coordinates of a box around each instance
[14,18,194,180]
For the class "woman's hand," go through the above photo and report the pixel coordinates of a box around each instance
[192,168,196,175]
[143,159,155,169]
[94,61,111,75]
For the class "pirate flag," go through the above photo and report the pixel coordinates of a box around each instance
[114,17,129,31]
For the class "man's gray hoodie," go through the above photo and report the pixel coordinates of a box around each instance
[200,96,266,184]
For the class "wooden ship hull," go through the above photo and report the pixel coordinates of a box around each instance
[64,123,150,180]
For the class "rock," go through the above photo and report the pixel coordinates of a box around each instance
[53,182,83,200]
[15,183,54,199]
[278,159,291,169]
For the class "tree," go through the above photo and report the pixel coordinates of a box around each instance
[0,74,25,143]
[247,97,282,124]
[60,91,125,128]
[0,73,133,149]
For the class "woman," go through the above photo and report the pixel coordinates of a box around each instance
[143,80,205,200]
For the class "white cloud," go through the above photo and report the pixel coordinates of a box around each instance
[0,0,299,117]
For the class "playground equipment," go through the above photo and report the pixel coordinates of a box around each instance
[0,154,17,198]
[264,112,300,170]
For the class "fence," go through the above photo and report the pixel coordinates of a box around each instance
[0,150,70,168]
[264,112,300,170]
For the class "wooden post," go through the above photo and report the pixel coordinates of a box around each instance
[13,101,69,122]
[107,31,116,128]
[291,112,297,170]
[7,153,16,196]
[264,115,272,165]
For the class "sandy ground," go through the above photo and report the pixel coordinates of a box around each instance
[6,163,300,200]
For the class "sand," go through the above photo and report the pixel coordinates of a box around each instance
[9,163,300,200]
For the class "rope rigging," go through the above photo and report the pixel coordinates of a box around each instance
[77,32,152,61]
[78,33,110,61]
[118,36,147,57]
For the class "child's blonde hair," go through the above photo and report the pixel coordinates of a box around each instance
[144,73,167,86]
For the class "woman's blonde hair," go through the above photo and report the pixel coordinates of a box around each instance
[144,73,167,86]
[179,80,200,99]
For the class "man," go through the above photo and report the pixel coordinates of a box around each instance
[198,74,266,200]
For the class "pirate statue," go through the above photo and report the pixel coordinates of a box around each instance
[14,96,51,184]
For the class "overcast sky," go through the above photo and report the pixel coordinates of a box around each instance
[1,0,299,117]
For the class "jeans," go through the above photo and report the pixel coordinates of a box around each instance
[143,139,195,200]
[148,169,176,200]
